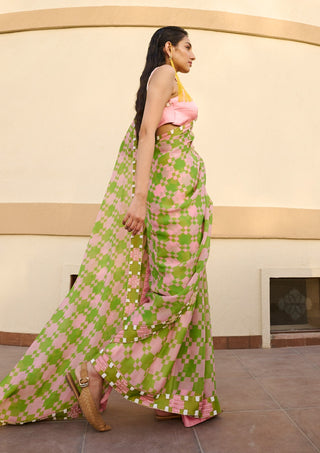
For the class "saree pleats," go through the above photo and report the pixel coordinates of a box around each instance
[0,121,221,426]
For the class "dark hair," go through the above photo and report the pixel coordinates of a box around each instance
[134,26,188,138]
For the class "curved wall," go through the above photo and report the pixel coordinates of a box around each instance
[1,0,320,27]
[0,2,319,346]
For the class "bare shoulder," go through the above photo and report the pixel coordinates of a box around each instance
[148,64,175,88]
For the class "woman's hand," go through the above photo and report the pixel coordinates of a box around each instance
[122,65,175,237]
[122,194,146,235]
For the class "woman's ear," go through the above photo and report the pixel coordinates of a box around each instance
[164,41,173,58]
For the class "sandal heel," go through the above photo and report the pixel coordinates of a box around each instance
[66,363,111,432]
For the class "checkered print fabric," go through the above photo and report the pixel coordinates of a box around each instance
[0,121,221,426]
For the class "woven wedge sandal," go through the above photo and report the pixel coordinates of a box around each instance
[66,363,111,432]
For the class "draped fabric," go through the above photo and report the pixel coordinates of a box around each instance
[0,121,221,427]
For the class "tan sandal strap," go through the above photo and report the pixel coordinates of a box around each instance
[79,362,89,388]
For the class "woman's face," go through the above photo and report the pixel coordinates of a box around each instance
[171,36,196,73]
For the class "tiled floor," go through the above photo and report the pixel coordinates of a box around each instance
[1,345,320,453]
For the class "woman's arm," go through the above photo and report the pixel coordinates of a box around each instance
[122,65,175,235]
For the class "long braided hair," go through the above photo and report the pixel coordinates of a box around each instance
[134,26,188,138]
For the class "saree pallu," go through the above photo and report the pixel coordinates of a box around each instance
[0,121,221,427]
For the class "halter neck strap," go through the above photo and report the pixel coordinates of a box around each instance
[146,63,193,102]
[169,59,193,102]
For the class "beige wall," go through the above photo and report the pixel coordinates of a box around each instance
[0,235,87,333]
[1,2,319,346]
[1,27,319,207]
[210,239,320,338]
[2,235,320,340]
[1,0,320,26]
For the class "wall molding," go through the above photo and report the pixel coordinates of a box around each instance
[0,330,263,349]
[271,332,320,348]
[1,203,320,239]
[2,330,319,349]
[0,331,38,347]
[0,6,319,47]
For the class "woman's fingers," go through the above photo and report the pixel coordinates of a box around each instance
[132,221,144,236]
[123,215,139,232]
[137,221,144,234]
[123,195,146,234]
[123,213,144,235]
[124,217,134,231]
[122,213,129,225]
[131,220,143,235]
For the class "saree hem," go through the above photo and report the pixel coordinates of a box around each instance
[92,355,221,419]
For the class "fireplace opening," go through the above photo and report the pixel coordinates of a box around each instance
[70,274,78,289]
[270,277,320,332]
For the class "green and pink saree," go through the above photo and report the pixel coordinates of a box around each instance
[0,120,221,428]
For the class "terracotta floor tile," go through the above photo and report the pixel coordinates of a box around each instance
[235,351,318,378]
[233,347,299,359]
[194,410,318,453]
[212,349,235,358]
[257,375,320,409]
[0,419,86,453]
[293,346,320,367]
[214,376,277,411]
[214,354,252,379]
[298,354,320,368]
[286,407,320,449]
[83,391,198,453]
[0,345,27,380]
[293,345,320,353]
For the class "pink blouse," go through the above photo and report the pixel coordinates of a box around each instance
[157,95,198,127]
[147,68,198,128]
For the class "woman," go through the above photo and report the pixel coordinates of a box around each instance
[0,26,221,431]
